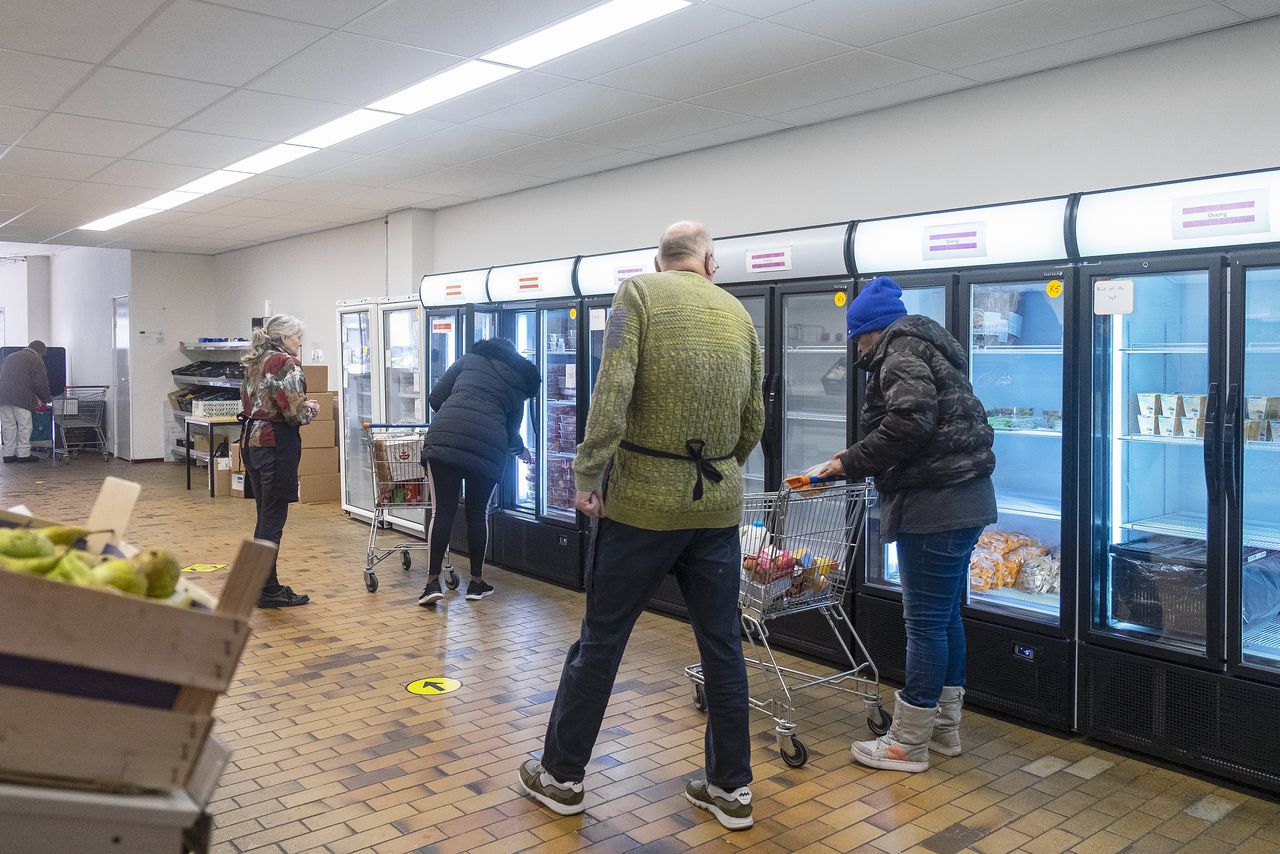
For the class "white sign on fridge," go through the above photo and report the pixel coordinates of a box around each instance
[1172,188,1269,240]
[589,308,607,331]
[1094,279,1135,315]
[922,221,986,260]
[565,365,576,389]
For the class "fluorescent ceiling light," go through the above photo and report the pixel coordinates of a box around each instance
[227,143,316,175]
[370,61,517,115]
[177,170,254,195]
[139,190,202,212]
[482,0,690,69]
[80,207,157,231]
[287,109,401,148]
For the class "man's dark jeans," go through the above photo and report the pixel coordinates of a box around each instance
[542,518,752,790]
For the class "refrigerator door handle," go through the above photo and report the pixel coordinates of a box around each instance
[761,373,780,458]
[1223,382,1240,506]
[1204,382,1220,502]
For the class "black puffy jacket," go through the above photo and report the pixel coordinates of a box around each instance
[840,315,995,494]
[423,338,540,482]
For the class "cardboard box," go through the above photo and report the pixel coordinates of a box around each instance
[299,418,336,449]
[192,432,212,454]
[212,457,232,496]
[229,441,242,473]
[231,472,246,498]
[1137,415,1159,436]
[1158,416,1180,437]
[297,446,339,477]
[301,364,328,392]
[1247,396,1280,421]
[309,391,337,421]
[1136,394,1161,419]
[298,473,341,503]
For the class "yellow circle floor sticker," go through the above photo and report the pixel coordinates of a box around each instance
[181,563,226,573]
[407,677,462,696]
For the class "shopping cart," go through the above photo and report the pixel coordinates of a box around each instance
[52,385,110,460]
[685,479,887,768]
[362,423,456,593]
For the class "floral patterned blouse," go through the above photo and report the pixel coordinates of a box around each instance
[240,347,314,447]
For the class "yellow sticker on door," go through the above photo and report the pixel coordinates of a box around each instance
[834,292,847,307]
[1046,279,1064,298]
[570,307,577,320]
[406,677,462,696]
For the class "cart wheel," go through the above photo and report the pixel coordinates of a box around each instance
[401,550,412,571]
[780,735,808,768]
[364,572,378,593]
[444,570,460,590]
[867,706,892,737]
[693,684,707,713]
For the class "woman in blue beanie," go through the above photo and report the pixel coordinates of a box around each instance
[814,275,996,772]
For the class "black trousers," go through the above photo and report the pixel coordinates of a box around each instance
[425,459,497,578]
[243,425,300,592]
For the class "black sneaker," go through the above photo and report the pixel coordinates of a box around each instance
[14,456,40,464]
[258,586,309,608]
[465,578,494,601]
[418,578,444,607]
[2,456,15,463]
[684,780,753,830]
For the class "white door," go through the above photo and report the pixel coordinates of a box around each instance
[112,295,130,460]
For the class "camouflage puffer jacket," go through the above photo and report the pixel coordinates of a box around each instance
[840,315,995,494]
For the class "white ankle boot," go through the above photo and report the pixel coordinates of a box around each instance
[851,691,935,773]
[930,685,964,757]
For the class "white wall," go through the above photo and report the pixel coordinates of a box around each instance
[25,256,51,343]
[0,260,28,346]
[431,17,1280,269]
[130,251,218,460]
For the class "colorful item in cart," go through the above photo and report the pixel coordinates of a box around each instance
[783,465,838,495]
[971,287,1024,347]
[969,530,1048,592]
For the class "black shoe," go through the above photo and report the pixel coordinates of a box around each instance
[465,578,494,601]
[258,586,310,608]
[14,456,40,464]
[418,578,444,607]
[2,456,15,463]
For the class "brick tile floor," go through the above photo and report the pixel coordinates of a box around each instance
[5,457,1279,852]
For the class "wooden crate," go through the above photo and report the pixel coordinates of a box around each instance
[0,479,274,793]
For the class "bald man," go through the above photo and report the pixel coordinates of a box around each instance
[0,340,51,463]
[518,221,765,831]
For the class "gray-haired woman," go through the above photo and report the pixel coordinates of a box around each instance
[240,315,319,608]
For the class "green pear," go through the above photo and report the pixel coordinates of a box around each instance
[0,551,62,575]
[0,529,54,559]
[91,559,148,597]
[133,548,181,598]
[47,552,94,586]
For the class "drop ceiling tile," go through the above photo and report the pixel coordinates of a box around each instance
[57,182,164,206]
[691,49,933,116]
[0,49,94,111]
[416,72,572,125]
[0,147,114,181]
[388,166,525,195]
[596,21,848,100]
[250,180,368,204]
[0,105,44,146]
[22,198,127,220]
[537,3,753,81]
[303,205,382,223]
[90,159,210,190]
[58,67,231,126]
[327,114,453,156]
[309,155,435,187]
[414,194,476,210]
[262,147,364,178]
[205,197,314,219]
[562,103,746,149]
[768,72,973,125]
[126,130,264,170]
[0,172,77,199]
[204,174,293,198]
[770,0,1021,48]
[21,114,164,158]
[958,4,1244,82]
[110,0,327,87]
[338,186,438,210]
[0,1,167,63]
[176,212,267,229]
[180,91,348,142]
[1219,0,1280,16]
[139,221,232,239]
[534,150,654,181]
[383,125,543,165]
[704,0,813,16]
[205,0,385,28]
[468,83,669,138]
[246,32,459,107]
[633,117,792,156]
[872,0,1207,70]
[467,139,620,174]
[346,0,595,55]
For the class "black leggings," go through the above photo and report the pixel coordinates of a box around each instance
[426,459,498,579]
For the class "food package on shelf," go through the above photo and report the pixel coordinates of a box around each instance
[1247,396,1280,421]
[821,357,847,396]
[1182,417,1205,439]
[1136,393,1161,419]
[1158,394,1184,418]
[1181,394,1208,419]
[1017,548,1062,595]
[1158,416,1181,437]
[970,529,1047,592]
[1245,419,1269,442]
[972,288,1025,347]
[1137,415,1159,436]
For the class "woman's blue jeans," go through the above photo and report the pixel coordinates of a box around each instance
[895,527,984,709]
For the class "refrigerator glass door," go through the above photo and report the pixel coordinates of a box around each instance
[542,307,577,520]
[587,305,610,394]
[512,309,538,513]
[1096,271,1211,653]
[782,292,847,478]
[426,310,458,408]
[1241,266,1280,671]
[740,296,767,494]
[873,285,949,590]
[967,280,1065,622]
[472,309,497,348]
[341,309,375,513]
[384,307,423,425]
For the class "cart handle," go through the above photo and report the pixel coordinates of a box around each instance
[363,422,430,430]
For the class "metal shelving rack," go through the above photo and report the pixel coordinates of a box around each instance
[171,341,248,464]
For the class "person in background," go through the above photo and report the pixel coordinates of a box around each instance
[240,315,319,609]
[518,221,764,831]
[0,340,51,464]
[813,276,996,772]
[418,337,539,606]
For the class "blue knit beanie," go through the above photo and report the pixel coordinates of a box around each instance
[847,276,907,340]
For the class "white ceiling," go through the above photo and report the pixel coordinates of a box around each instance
[0,0,1275,255]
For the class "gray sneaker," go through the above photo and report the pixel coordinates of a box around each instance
[517,759,585,815]
[684,779,753,830]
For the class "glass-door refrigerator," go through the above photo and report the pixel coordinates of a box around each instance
[375,297,425,534]
[851,198,1078,731]
[337,299,382,522]
[485,258,585,588]
[1075,168,1280,794]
